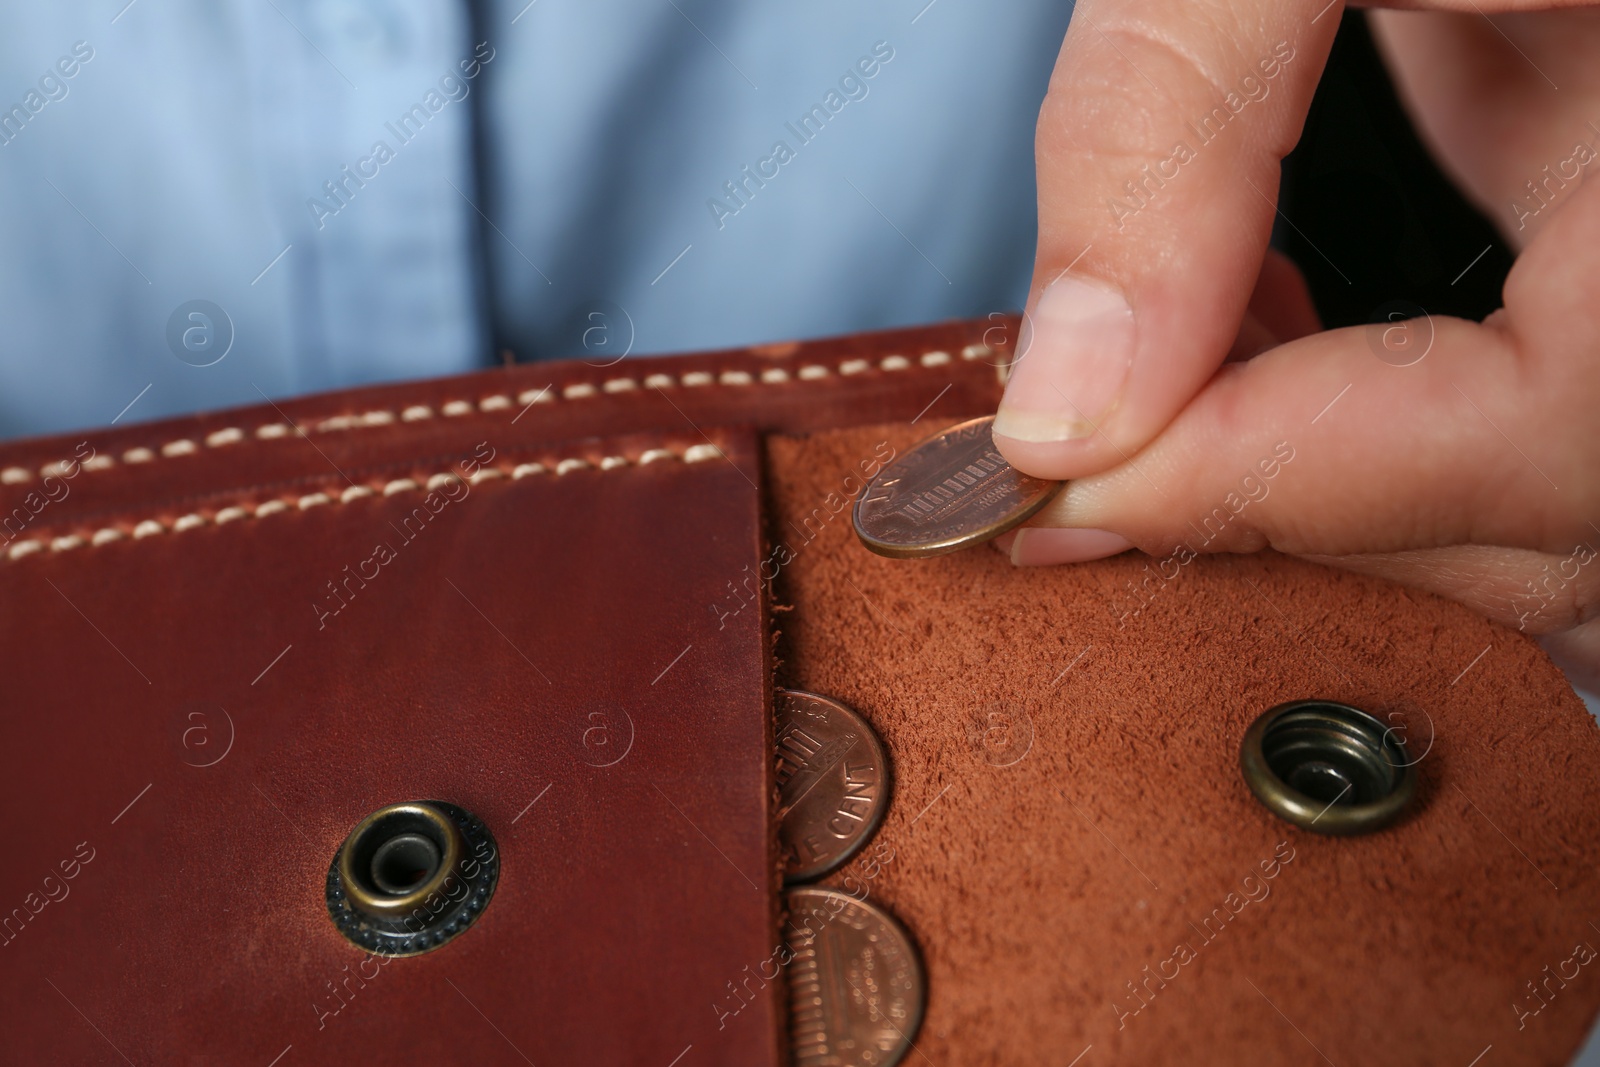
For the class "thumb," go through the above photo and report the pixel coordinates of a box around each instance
[995,0,1340,480]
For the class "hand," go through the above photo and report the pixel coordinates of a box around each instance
[992,0,1600,687]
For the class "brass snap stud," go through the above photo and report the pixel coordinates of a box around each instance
[326,800,499,956]
[1240,700,1417,836]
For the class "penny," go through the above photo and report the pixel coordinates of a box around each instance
[777,690,891,884]
[785,887,925,1067]
[852,414,1062,559]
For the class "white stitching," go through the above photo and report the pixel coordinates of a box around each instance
[684,443,722,463]
[4,443,738,563]
[9,346,976,488]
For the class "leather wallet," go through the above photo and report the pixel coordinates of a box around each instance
[2,318,1597,1066]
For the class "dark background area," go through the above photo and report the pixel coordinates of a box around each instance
[1278,11,1513,327]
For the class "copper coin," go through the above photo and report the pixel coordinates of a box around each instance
[777,690,890,884]
[852,414,1062,559]
[786,887,926,1067]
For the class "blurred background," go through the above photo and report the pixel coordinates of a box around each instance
[0,0,1069,439]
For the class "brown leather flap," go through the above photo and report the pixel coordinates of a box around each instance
[0,426,779,1064]
[769,421,1600,1067]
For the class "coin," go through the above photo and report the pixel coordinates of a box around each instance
[777,689,891,884]
[785,887,926,1067]
[852,414,1062,559]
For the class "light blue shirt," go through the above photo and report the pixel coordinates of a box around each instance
[0,0,1074,439]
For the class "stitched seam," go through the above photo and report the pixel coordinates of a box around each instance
[0,344,992,487]
[3,442,730,563]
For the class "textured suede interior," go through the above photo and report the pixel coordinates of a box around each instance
[768,421,1600,1067]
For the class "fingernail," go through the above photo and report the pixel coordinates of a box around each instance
[1006,528,1132,566]
[993,275,1135,443]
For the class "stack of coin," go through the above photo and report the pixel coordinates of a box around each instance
[853,414,1061,559]
[775,689,925,1067]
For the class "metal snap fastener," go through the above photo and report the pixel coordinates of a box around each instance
[1240,700,1417,836]
[326,800,499,956]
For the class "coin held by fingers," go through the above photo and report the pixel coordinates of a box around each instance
[852,415,1063,559]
